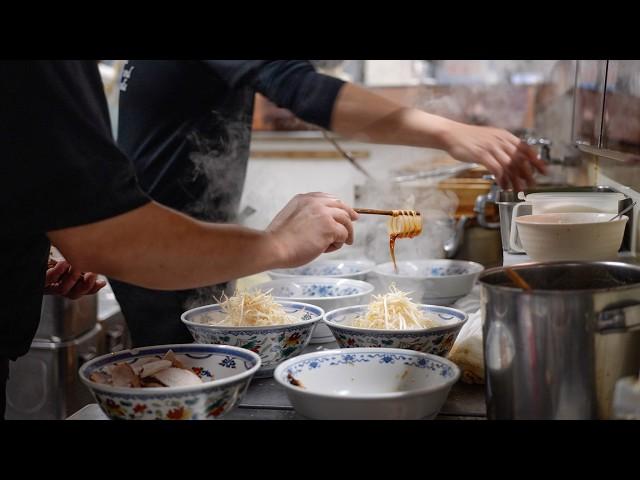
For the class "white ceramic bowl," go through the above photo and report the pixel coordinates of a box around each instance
[515,212,628,262]
[181,301,324,378]
[268,259,375,281]
[79,344,261,420]
[274,347,460,420]
[254,277,375,344]
[324,304,467,356]
[374,260,484,305]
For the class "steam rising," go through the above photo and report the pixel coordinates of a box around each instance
[355,178,458,264]
[182,111,251,311]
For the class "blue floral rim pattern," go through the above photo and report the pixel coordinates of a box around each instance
[82,345,259,374]
[325,305,466,334]
[284,352,456,378]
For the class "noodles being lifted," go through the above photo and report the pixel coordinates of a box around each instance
[351,284,439,330]
[197,290,297,327]
[389,210,423,273]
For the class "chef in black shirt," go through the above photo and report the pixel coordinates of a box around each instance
[113,60,547,347]
[0,61,358,418]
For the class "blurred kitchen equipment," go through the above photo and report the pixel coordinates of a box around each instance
[237,205,257,224]
[479,261,640,419]
[6,324,102,420]
[612,375,640,419]
[509,194,618,254]
[5,282,131,419]
[609,201,637,222]
[474,175,501,229]
[496,190,523,254]
[443,215,470,258]
[393,162,479,183]
[513,191,624,215]
[35,293,97,342]
[509,188,634,254]
[322,130,373,179]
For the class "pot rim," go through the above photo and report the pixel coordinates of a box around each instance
[478,260,640,294]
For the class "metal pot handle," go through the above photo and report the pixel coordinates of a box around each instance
[597,304,640,334]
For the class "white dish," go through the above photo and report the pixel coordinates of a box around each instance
[513,212,628,262]
[254,277,374,344]
[268,259,375,281]
[374,260,484,305]
[274,347,460,420]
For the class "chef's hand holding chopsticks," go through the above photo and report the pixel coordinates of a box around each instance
[266,192,359,268]
[44,258,106,299]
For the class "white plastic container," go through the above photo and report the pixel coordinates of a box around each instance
[510,192,625,253]
[613,376,640,420]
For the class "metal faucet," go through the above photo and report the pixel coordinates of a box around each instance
[474,174,501,229]
[526,137,553,162]
[525,136,583,167]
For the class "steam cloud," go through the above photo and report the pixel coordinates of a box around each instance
[182,111,251,311]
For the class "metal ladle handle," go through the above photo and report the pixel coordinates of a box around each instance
[609,201,636,222]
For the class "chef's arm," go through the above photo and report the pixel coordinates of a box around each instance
[328,82,548,192]
[248,61,547,192]
[46,193,357,291]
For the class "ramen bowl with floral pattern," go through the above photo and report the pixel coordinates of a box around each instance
[274,347,460,420]
[78,344,261,420]
[374,260,484,305]
[254,277,374,344]
[324,304,467,356]
[181,301,324,377]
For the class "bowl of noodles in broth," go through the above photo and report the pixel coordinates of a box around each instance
[323,285,467,356]
[181,290,324,377]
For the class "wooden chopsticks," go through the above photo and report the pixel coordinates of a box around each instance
[505,267,532,291]
[355,208,421,216]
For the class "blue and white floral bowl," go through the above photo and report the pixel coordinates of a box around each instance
[324,304,467,356]
[268,259,375,281]
[79,344,261,420]
[181,301,324,378]
[374,260,484,305]
[254,277,374,344]
[274,347,460,419]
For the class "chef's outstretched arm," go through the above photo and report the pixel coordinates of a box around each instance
[47,193,357,291]
[239,61,547,192]
[329,83,548,192]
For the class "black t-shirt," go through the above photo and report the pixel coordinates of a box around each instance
[0,61,150,359]
[117,60,345,221]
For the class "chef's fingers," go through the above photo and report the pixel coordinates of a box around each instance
[45,260,70,286]
[478,152,508,189]
[494,147,535,189]
[54,266,83,296]
[324,243,344,253]
[66,273,99,300]
[324,222,349,253]
[88,278,107,295]
[331,208,354,245]
[326,198,359,220]
[517,140,549,175]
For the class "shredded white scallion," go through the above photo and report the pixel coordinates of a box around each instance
[351,284,440,330]
[197,289,297,327]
